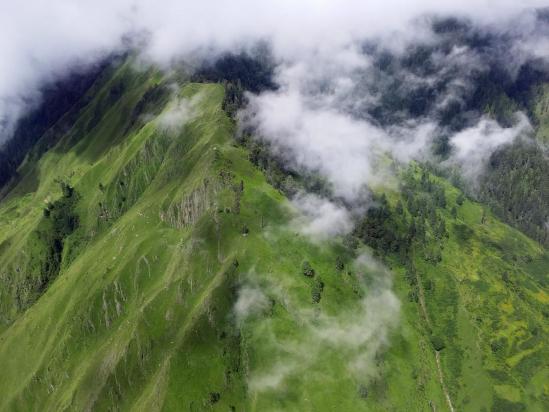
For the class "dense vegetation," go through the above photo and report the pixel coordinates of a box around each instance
[480,141,549,245]
[193,50,276,93]
[354,166,548,412]
[39,181,79,291]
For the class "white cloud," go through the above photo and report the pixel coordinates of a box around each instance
[244,87,387,200]
[156,90,202,134]
[290,193,355,240]
[246,253,400,393]
[446,111,533,184]
[1,0,547,143]
[234,284,270,324]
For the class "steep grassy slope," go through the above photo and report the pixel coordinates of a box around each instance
[0,60,547,412]
[377,166,549,412]
[0,62,412,411]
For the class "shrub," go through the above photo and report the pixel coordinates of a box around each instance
[430,335,446,351]
[490,337,507,355]
[343,234,359,250]
[312,278,324,303]
[357,384,368,399]
[408,289,419,302]
[209,392,220,404]
[302,261,315,277]
[335,256,345,271]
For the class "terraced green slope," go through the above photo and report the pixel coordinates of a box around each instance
[0,60,547,412]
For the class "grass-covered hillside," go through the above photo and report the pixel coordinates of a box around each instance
[0,59,547,412]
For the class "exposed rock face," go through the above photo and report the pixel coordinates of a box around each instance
[160,178,220,228]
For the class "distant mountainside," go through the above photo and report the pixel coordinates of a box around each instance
[0,54,547,412]
[0,59,112,193]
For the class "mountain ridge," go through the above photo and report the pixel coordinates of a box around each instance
[0,57,547,411]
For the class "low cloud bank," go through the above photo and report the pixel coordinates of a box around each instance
[445,112,533,185]
[234,284,270,325]
[290,193,355,240]
[1,1,547,144]
[236,252,400,393]
[156,90,203,134]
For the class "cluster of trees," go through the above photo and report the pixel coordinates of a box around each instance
[401,173,449,244]
[355,193,405,255]
[480,141,549,245]
[36,181,79,293]
[302,261,315,277]
[193,50,276,94]
[222,81,245,119]
[38,182,79,290]
[355,170,452,266]
[233,179,244,215]
[243,137,331,198]
[430,335,446,352]
[311,278,324,304]
[192,49,277,123]
[300,261,324,303]
[209,392,220,404]
[194,48,277,122]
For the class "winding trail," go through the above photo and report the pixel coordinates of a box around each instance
[414,267,456,412]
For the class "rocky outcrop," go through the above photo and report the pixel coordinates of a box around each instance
[160,178,220,229]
